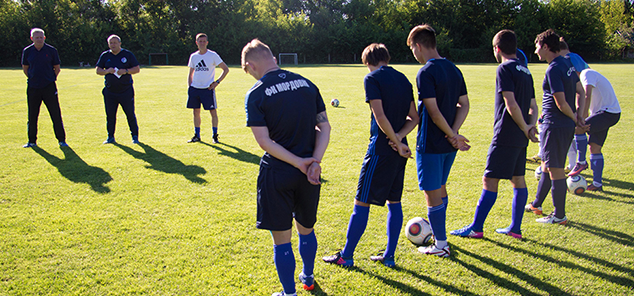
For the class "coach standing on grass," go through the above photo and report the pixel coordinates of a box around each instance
[242,38,330,296]
[96,34,141,145]
[21,28,67,148]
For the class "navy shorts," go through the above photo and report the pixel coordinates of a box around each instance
[256,159,320,231]
[540,125,574,169]
[356,154,408,206]
[187,86,217,110]
[586,111,620,146]
[484,145,527,179]
[416,151,457,191]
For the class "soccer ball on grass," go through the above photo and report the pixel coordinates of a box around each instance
[567,175,587,195]
[331,98,340,107]
[405,217,433,246]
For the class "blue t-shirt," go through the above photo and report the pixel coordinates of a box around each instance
[96,48,139,93]
[516,49,528,67]
[566,52,589,72]
[364,66,414,155]
[541,55,578,128]
[245,69,326,169]
[492,59,535,147]
[416,58,468,154]
[21,43,61,89]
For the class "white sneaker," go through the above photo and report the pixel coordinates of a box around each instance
[418,244,450,257]
[536,212,568,225]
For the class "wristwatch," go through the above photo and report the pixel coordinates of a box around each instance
[215,79,220,84]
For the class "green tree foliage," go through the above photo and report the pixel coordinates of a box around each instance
[0,0,631,66]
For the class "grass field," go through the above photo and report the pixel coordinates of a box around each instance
[1,63,633,296]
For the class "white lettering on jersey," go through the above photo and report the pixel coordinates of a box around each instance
[264,79,310,97]
[515,64,531,75]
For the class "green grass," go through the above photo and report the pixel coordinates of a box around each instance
[1,63,633,295]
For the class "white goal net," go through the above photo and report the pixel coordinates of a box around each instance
[278,53,298,65]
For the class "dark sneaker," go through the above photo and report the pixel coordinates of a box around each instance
[103,137,115,144]
[59,142,69,147]
[188,135,201,143]
[568,162,588,177]
[495,227,523,239]
[322,251,354,267]
[450,225,484,238]
[587,184,603,191]
[132,135,140,144]
[212,133,219,144]
[369,251,395,268]
[23,142,37,148]
[298,272,314,291]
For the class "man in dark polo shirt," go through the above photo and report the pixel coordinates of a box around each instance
[96,34,141,144]
[21,28,67,148]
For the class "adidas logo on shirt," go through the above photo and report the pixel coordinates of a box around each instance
[196,60,209,71]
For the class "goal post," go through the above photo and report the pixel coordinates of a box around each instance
[278,53,298,65]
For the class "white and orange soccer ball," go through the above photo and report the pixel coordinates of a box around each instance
[567,175,587,195]
[331,98,340,107]
[405,217,433,246]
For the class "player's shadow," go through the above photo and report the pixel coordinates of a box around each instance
[32,146,112,193]
[201,142,261,165]
[345,266,431,296]
[391,265,476,296]
[450,243,567,295]
[566,221,634,247]
[115,143,206,183]
[490,238,634,288]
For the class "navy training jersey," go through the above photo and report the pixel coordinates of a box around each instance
[416,58,468,154]
[541,55,578,128]
[96,48,139,93]
[364,66,415,155]
[245,69,326,169]
[492,59,535,147]
[21,43,61,89]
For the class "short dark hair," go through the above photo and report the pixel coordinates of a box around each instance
[492,29,517,55]
[196,33,208,41]
[407,24,436,49]
[362,43,390,66]
[535,29,560,53]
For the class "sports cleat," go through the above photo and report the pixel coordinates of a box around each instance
[369,252,396,268]
[298,272,314,291]
[132,135,140,144]
[212,133,219,144]
[187,135,201,143]
[23,142,37,148]
[587,184,603,191]
[526,154,541,163]
[524,204,543,215]
[495,227,523,239]
[322,251,354,267]
[450,225,483,238]
[59,142,69,147]
[103,137,115,144]
[568,162,588,177]
[271,292,297,296]
[536,212,568,225]
[418,244,450,258]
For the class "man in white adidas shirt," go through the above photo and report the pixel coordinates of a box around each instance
[187,33,229,144]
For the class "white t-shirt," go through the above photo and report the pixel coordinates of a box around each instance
[188,50,224,89]
[580,69,621,115]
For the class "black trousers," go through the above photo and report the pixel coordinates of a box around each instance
[103,87,138,138]
[27,82,66,143]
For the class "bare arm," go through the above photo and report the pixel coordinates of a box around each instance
[209,62,229,90]
[452,94,469,134]
[553,91,577,124]
[22,65,29,77]
[96,66,114,76]
[502,91,533,140]
[397,101,419,141]
[250,126,316,174]
[188,67,195,86]
[306,111,331,184]
[574,81,587,126]
[583,84,594,118]
[422,96,470,151]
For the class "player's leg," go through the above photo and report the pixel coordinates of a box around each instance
[103,88,118,143]
[41,83,66,144]
[586,111,620,190]
[271,230,296,296]
[536,126,573,224]
[379,158,406,265]
[209,89,219,143]
[25,87,43,146]
[569,128,588,176]
[119,88,139,143]
[192,108,202,138]
[589,143,604,191]
[295,222,316,291]
[497,147,528,238]
[293,180,319,291]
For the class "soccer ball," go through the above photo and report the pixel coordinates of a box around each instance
[534,166,542,180]
[567,175,587,195]
[331,98,339,107]
[405,217,433,246]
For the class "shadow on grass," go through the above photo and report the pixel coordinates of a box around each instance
[115,143,207,183]
[567,220,634,247]
[490,238,634,288]
[33,146,112,193]
[451,243,565,296]
[345,266,431,296]
[201,141,261,165]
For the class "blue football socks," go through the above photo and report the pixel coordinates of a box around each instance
[212,127,218,136]
[551,179,567,219]
[428,203,447,245]
[471,189,498,232]
[533,169,551,207]
[341,205,369,258]
[575,134,588,163]
[195,127,201,138]
[384,203,403,259]
[298,231,317,277]
[590,153,604,186]
[273,243,296,295]
[510,188,528,233]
